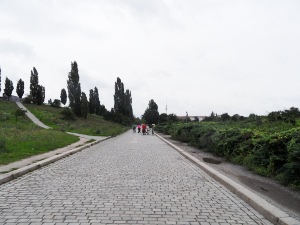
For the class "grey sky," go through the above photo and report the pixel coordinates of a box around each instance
[1,0,299,118]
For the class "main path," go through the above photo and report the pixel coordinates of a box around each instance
[0,131,272,225]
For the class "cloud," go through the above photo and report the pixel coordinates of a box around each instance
[0,0,300,118]
[0,39,34,57]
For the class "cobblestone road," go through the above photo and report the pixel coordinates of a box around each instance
[0,131,272,225]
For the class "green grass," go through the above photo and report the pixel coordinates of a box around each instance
[25,104,128,136]
[0,101,128,165]
[0,100,79,165]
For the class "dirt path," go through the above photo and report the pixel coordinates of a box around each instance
[157,133,300,221]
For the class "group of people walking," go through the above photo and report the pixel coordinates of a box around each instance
[132,124,155,135]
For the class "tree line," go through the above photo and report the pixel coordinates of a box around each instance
[0,62,134,125]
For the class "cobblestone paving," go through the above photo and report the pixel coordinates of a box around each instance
[0,131,272,225]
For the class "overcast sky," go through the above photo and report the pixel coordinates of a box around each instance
[1,0,300,118]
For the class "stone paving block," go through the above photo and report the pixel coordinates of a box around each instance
[0,131,274,225]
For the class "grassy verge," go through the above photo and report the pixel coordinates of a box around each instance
[0,100,79,165]
[25,104,128,136]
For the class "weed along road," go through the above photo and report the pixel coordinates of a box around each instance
[0,131,289,225]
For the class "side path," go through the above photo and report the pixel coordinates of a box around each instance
[15,100,51,129]
[0,131,273,225]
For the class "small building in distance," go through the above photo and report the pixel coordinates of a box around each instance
[177,116,206,122]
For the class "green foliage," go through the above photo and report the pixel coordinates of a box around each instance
[159,113,179,124]
[80,92,88,119]
[29,68,45,105]
[30,67,39,104]
[15,108,27,121]
[143,99,159,125]
[94,87,101,115]
[111,77,133,125]
[51,99,61,108]
[60,107,76,121]
[16,79,24,98]
[25,103,128,136]
[60,88,67,105]
[67,61,82,116]
[89,89,95,114]
[156,116,300,189]
[0,101,79,165]
[36,85,45,105]
[0,138,7,153]
[4,77,14,98]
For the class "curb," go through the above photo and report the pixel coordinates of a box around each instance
[0,137,111,186]
[155,133,300,225]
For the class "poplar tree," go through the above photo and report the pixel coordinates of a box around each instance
[60,88,67,105]
[4,77,14,99]
[94,87,101,115]
[30,67,39,104]
[36,85,45,105]
[114,77,125,115]
[67,61,81,116]
[89,89,94,114]
[81,92,88,119]
[16,79,24,98]
[124,89,133,118]
[113,77,134,123]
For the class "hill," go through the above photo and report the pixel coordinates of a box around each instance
[0,100,128,165]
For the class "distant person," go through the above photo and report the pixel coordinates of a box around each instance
[142,123,146,135]
[137,124,141,133]
[151,124,155,135]
[132,125,136,133]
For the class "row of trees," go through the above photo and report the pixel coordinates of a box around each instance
[0,66,45,105]
[65,61,134,124]
[0,62,134,125]
[140,99,300,127]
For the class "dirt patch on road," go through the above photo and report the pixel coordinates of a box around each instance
[158,133,300,221]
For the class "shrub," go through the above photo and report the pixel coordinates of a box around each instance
[0,138,7,153]
[15,108,27,121]
[51,99,61,108]
[60,108,76,121]
[156,120,300,189]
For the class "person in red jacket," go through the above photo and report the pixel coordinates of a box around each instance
[142,123,146,135]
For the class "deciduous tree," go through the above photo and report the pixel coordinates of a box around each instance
[67,61,81,116]
[4,77,14,99]
[16,79,24,99]
[94,87,101,115]
[142,99,159,125]
[36,85,45,105]
[81,92,88,119]
[60,88,67,105]
[30,67,39,104]
[89,89,94,114]
[113,77,134,124]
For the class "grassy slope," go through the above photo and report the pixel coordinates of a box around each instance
[25,104,128,136]
[0,101,79,165]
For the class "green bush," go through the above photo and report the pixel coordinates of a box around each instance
[156,121,300,189]
[0,138,7,153]
[60,108,76,121]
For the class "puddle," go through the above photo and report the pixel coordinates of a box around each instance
[203,158,222,164]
